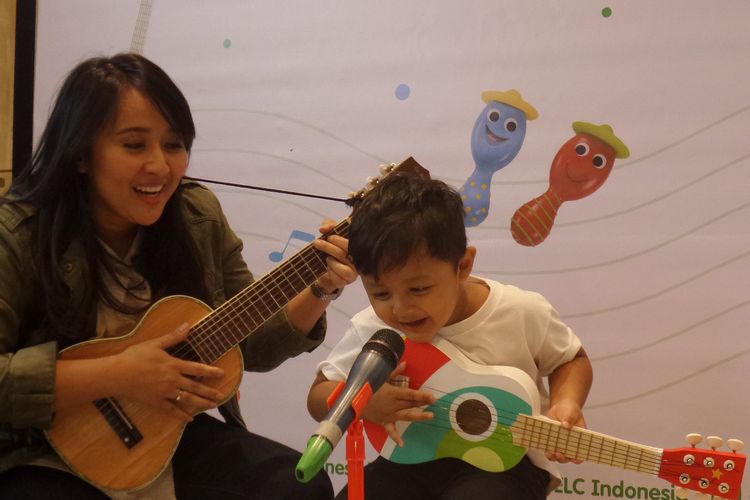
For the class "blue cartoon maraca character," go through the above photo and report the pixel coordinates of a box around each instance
[460,90,538,227]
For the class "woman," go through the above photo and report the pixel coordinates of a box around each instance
[0,53,355,499]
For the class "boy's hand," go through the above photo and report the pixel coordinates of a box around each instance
[546,347,592,464]
[363,362,436,447]
[545,400,587,464]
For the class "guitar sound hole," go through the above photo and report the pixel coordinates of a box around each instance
[455,399,491,436]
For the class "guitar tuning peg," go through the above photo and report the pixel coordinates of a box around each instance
[706,435,724,449]
[727,438,745,452]
[686,433,703,446]
[378,164,394,175]
[366,176,380,186]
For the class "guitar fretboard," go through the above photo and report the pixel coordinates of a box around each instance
[183,219,350,364]
[510,414,663,476]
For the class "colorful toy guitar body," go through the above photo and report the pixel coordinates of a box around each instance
[363,339,746,499]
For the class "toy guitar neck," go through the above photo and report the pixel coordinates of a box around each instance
[364,339,746,500]
[511,414,744,499]
[513,413,662,472]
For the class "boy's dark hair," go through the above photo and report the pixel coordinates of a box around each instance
[349,173,467,278]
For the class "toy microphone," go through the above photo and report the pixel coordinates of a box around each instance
[295,329,405,482]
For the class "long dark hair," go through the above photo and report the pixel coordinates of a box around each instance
[7,53,209,342]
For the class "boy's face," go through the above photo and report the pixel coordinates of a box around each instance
[361,248,475,343]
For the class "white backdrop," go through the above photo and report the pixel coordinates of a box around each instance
[34,1,749,498]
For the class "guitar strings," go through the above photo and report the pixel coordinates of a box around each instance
[384,409,712,490]
[192,242,326,347]
[166,162,403,360]
[393,386,658,469]
[191,217,349,347]
[167,317,730,489]
[166,220,349,363]
[91,224,342,459]
[383,386,731,486]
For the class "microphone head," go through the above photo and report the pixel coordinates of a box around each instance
[363,329,405,370]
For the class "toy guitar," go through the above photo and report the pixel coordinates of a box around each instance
[44,157,431,492]
[364,339,746,500]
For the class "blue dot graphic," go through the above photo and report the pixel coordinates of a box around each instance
[395,83,411,100]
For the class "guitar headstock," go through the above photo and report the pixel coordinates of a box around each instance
[659,435,745,499]
[345,156,431,208]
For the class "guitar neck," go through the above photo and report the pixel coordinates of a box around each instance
[511,414,663,476]
[184,218,351,364]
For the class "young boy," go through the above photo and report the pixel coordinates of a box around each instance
[307,173,592,500]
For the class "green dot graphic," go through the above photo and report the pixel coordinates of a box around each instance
[223,39,232,48]
[602,7,612,18]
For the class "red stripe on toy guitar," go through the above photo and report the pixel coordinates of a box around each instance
[363,339,746,500]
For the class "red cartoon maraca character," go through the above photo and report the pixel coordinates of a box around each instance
[511,121,629,246]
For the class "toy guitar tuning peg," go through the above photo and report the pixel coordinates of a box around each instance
[686,433,703,446]
[727,438,745,452]
[706,436,724,449]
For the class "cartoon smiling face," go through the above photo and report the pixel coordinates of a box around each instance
[470,102,528,172]
[549,133,617,202]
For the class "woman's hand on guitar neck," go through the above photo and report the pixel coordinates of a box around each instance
[311,219,358,293]
[363,362,437,447]
[111,323,226,422]
[286,220,358,334]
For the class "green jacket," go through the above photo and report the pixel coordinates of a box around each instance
[0,181,326,472]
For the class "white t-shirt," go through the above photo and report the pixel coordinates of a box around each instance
[318,277,582,493]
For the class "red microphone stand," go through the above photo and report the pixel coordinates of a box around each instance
[326,381,372,500]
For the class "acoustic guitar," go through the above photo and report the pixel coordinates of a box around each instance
[364,339,746,500]
[45,157,430,491]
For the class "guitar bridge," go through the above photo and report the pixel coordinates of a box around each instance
[93,397,143,449]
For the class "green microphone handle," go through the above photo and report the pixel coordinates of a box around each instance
[295,434,335,483]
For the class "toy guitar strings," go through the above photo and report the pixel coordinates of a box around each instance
[382,383,744,496]
[363,340,745,500]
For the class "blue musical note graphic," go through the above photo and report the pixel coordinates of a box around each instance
[269,229,316,262]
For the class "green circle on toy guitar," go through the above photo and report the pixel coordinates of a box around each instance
[390,386,531,471]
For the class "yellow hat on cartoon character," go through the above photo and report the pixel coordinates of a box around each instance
[481,89,539,120]
[572,121,630,159]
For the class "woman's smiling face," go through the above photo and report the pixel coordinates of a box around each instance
[82,88,189,253]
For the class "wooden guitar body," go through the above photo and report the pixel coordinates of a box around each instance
[45,296,243,491]
[41,157,431,491]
